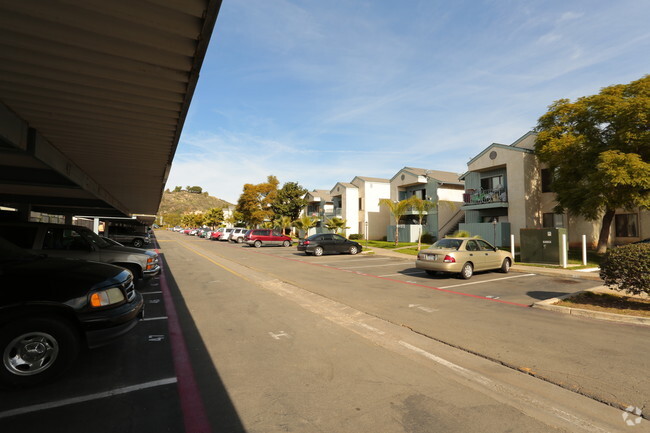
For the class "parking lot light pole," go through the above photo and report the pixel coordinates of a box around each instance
[492,219,497,247]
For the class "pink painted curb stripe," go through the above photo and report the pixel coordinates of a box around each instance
[156,249,212,433]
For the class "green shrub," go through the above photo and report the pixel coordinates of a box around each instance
[600,244,650,295]
[349,234,363,240]
[420,232,434,244]
[381,236,387,242]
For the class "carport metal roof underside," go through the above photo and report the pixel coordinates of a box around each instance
[0,0,221,220]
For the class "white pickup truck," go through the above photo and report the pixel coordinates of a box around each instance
[0,222,160,280]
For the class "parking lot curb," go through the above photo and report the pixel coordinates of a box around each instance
[532,287,650,327]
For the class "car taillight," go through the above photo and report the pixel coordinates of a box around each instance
[303,240,310,245]
[443,255,455,263]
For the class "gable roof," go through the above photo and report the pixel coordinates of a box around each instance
[465,132,536,167]
[352,176,390,183]
[390,167,462,185]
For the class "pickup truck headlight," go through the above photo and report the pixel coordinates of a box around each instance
[90,288,125,308]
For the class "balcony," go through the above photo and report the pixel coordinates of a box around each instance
[462,188,508,209]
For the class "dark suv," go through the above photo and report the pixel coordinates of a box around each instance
[0,237,144,387]
[244,229,292,248]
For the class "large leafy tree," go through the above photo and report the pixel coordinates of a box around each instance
[379,198,412,246]
[203,207,224,228]
[271,181,308,220]
[236,176,280,227]
[535,75,650,253]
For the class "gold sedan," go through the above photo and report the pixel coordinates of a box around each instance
[416,237,513,279]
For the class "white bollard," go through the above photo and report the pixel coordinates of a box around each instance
[561,234,568,268]
[511,234,515,263]
[582,235,587,266]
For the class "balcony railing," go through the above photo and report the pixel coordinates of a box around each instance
[463,188,507,205]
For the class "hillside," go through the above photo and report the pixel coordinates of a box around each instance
[158,190,233,215]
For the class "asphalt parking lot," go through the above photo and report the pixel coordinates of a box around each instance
[0,234,608,433]
[207,239,599,307]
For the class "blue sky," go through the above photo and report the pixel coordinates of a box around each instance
[166,0,650,204]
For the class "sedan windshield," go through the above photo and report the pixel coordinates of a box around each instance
[432,239,462,250]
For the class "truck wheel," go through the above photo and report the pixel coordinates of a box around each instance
[0,317,80,388]
[132,238,144,248]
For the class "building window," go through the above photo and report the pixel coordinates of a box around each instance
[359,197,363,211]
[615,214,638,237]
[543,213,564,228]
[541,169,553,193]
[480,175,503,190]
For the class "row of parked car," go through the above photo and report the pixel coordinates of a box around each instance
[171,226,364,256]
[0,221,159,388]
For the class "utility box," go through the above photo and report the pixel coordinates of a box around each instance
[520,228,568,264]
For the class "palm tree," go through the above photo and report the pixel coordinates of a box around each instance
[324,217,350,234]
[379,198,411,246]
[407,196,438,251]
[294,215,319,239]
[275,215,293,236]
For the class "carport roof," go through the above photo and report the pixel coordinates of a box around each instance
[0,0,222,218]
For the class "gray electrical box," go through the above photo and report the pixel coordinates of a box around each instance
[520,228,568,264]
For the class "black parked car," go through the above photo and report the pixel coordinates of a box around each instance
[297,233,362,256]
[0,237,144,387]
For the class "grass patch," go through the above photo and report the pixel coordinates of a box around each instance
[362,240,419,250]
[555,292,650,317]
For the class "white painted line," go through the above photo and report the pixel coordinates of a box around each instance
[397,341,610,433]
[358,323,386,335]
[140,316,168,321]
[269,331,290,340]
[438,274,536,289]
[0,377,178,419]
[312,257,393,264]
[140,291,163,295]
[338,262,411,270]
[379,270,427,277]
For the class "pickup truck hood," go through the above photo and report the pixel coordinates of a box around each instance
[0,257,130,305]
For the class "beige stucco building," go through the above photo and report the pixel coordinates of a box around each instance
[460,132,649,247]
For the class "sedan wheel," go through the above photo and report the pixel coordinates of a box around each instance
[314,246,324,256]
[236,237,243,244]
[460,262,473,280]
[282,240,291,247]
[500,258,511,273]
[349,245,359,255]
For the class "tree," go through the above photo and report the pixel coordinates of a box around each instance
[324,217,350,234]
[294,215,319,238]
[274,215,293,236]
[203,207,224,228]
[271,182,308,220]
[379,198,412,246]
[407,196,439,251]
[187,186,203,194]
[173,186,182,193]
[235,176,280,227]
[535,75,650,253]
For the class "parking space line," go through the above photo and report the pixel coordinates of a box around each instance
[438,274,536,289]
[141,316,169,321]
[338,262,412,270]
[0,377,177,419]
[140,291,163,295]
[379,270,427,277]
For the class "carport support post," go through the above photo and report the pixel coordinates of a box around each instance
[582,235,587,266]
[561,234,568,268]
[510,234,515,263]
[93,217,100,234]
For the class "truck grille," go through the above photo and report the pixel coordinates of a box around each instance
[121,274,136,302]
